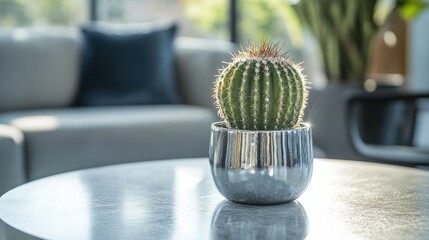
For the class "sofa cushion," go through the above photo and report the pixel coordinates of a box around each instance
[0,124,25,195]
[0,28,80,112]
[0,105,217,180]
[75,22,180,106]
[175,37,237,109]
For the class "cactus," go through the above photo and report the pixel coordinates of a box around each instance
[214,41,309,130]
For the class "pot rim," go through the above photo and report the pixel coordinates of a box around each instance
[211,121,311,133]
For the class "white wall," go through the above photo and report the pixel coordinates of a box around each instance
[410,6,429,90]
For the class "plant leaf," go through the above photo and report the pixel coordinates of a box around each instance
[397,0,428,20]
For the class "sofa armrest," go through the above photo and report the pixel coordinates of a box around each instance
[175,37,237,110]
[0,124,25,195]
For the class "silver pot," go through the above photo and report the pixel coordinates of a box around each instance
[209,122,313,205]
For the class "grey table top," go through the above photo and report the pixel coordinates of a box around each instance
[1,158,428,240]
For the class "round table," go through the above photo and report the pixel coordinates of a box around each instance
[1,158,428,240]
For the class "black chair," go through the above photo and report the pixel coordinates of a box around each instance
[347,89,429,166]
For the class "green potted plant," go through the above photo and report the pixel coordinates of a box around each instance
[293,0,427,84]
[208,41,312,205]
[291,0,428,160]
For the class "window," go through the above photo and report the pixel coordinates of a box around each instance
[96,0,229,40]
[0,0,88,27]
[0,0,298,45]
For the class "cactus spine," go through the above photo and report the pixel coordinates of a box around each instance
[214,41,309,130]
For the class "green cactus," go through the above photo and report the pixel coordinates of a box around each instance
[214,41,309,130]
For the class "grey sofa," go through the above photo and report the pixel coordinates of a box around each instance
[0,28,236,195]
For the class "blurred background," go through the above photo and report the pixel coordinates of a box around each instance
[1,0,428,167]
[1,0,428,86]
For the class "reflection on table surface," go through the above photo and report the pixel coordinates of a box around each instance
[211,200,308,240]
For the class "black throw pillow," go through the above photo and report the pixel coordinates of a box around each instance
[75,22,180,106]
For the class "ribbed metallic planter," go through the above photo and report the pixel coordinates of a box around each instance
[209,122,313,205]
